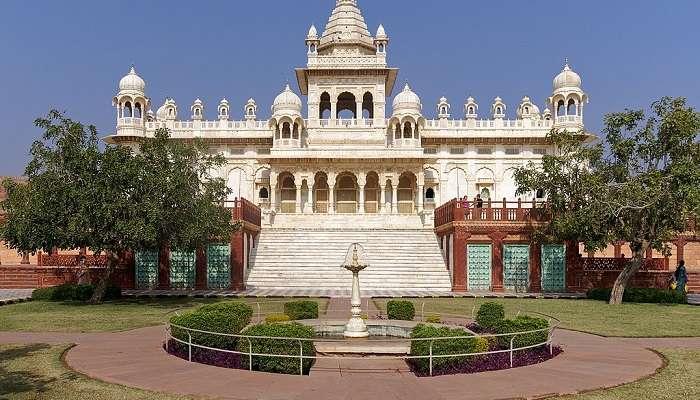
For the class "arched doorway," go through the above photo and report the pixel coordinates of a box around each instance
[364,172,380,214]
[398,173,416,214]
[313,173,329,213]
[336,174,358,214]
[227,168,251,202]
[336,92,357,119]
[445,168,468,201]
[279,174,296,213]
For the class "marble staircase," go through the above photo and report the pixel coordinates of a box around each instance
[246,215,452,290]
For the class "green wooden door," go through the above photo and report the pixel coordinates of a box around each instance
[135,250,159,289]
[504,245,530,292]
[207,243,231,289]
[468,244,492,290]
[541,244,566,292]
[169,250,196,289]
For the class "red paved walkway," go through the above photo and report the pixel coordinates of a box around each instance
[0,326,674,400]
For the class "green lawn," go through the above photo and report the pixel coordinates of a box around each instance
[0,298,328,333]
[373,298,700,337]
[560,348,700,400]
[0,344,697,399]
[0,344,197,399]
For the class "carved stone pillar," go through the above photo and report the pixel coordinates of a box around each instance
[379,185,386,214]
[306,183,313,214]
[328,176,336,214]
[359,184,366,214]
[295,185,302,214]
[417,185,424,213]
[269,184,277,212]
[488,231,507,292]
[392,185,398,214]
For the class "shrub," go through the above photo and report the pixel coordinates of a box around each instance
[283,301,319,320]
[426,315,442,324]
[104,285,122,300]
[265,313,291,323]
[31,287,54,301]
[586,287,687,304]
[475,302,505,329]
[236,323,315,375]
[170,305,253,350]
[409,324,488,374]
[493,316,549,349]
[198,301,254,320]
[387,300,415,321]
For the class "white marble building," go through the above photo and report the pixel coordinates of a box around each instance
[107,0,589,228]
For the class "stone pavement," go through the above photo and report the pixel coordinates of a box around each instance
[688,294,700,306]
[0,289,33,304]
[0,326,668,400]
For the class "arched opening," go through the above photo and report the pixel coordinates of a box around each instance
[292,123,299,140]
[280,175,296,213]
[362,92,374,119]
[567,99,577,116]
[557,100,566,116]
[536,188,545,199]
[124,101,133,118]
[168,108,174,117]
[222,107,229,116]
[446,168,468,202]
[134,102,142,118]
[227,168,251,202]
[496,106,502,114]
[313,173,329,213]
[403,122,413,139]
[468,106,475,114]
[319,92,331,119]
[441,106,447,115]
[426,187,435,202]
[281,122,291,139]
[310,44,316,53]
[195,108,201,117]
[378,43,385,53]
[364,172,380,213]
[394,123,401,140]
[397,173,416,214]
[259,187,269,200]
[524,106,529,114]
[336,92,357,119]
[480,187,491,200]
[335,174,358,214]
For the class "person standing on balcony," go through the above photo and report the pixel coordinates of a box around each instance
[475,194,484,208]
[672,260,688,293]
[461,195,469,208]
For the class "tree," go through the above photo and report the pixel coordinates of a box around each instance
[0,110,238,302]
[515,97,700,304]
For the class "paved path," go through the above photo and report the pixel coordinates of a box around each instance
[0,289,32,304]
[688,294,700,306]
[0,326,667,400]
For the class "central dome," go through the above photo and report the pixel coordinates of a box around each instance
[319,0,375,51]
[119,66,145,93]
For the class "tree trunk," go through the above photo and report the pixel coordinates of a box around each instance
[609,245,646,305]
[89,252,120,304]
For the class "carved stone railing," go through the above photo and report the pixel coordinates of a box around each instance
[37,254,108,267]
[580,257,668,272]
[434,198,549,228]
[228,198,262,227]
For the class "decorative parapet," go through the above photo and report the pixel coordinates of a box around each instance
[434,199,549,229]
[307,54,387,69]
[579,257,669,272]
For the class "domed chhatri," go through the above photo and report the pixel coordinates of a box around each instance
[553,60,582,90]
[392,83,422,114]
[272,84,302,114]
[119,66,145,93]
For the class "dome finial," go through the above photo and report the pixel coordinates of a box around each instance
[563,57,571,71]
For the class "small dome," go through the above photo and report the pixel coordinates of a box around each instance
[376,24,387,39]
[193,98,203,106]
[553,62,582,90]
[272,84,302,115]
[392,84,422,114]
[307,24,318,40]
[220,98,229,105]
[119,66,145,93]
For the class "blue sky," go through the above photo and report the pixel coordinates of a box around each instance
[1,0,699,175]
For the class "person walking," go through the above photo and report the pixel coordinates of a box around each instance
[673,260,688,293]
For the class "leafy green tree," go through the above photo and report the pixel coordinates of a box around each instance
[515,97,700,304]
[0,111,237,302]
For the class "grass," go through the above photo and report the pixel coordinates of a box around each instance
[558,348,700,399]
[0,297,328,333]
[0,344,697,399]
[372,298,700,337]
[0,344,198,399]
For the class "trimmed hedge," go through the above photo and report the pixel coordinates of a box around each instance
[31,283,121,302]
[493,316,549,349]
[475,302,505,329]
[198,302,254,319]
[236,323,316,375]
[283,301,319,320]
[170,303,253,350]
[266,313,291,323]
[426,315,442,324]
[587,287,687,304]
[409,324,488,374]
[387,300,415,321]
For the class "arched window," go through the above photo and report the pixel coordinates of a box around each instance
[524,106,529,114]
[425,188,435,201]
[124,101,133,118]
[134,102,142,118]
[168,108,174,116]
[468,106,475,114]
[319,92,331,119]
[403,122,413,139]
[195,108,200,116]
[336,92,357,119]
[222,108,228,116]
[259,187,269,199]
[310,44,316,53]
[496,106,502,114]
[282,122,291,139]
[480,187,491,200]
[557,100,566,116]
[292,123,299,140]
[394,124,401,140]
[535,189,545,199]
[378,44,385,53]
[441,106,447,114]
[567,99,577,115]
[362,92,374,119]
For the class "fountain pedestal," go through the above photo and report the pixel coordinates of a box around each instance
[342,245,369,338]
